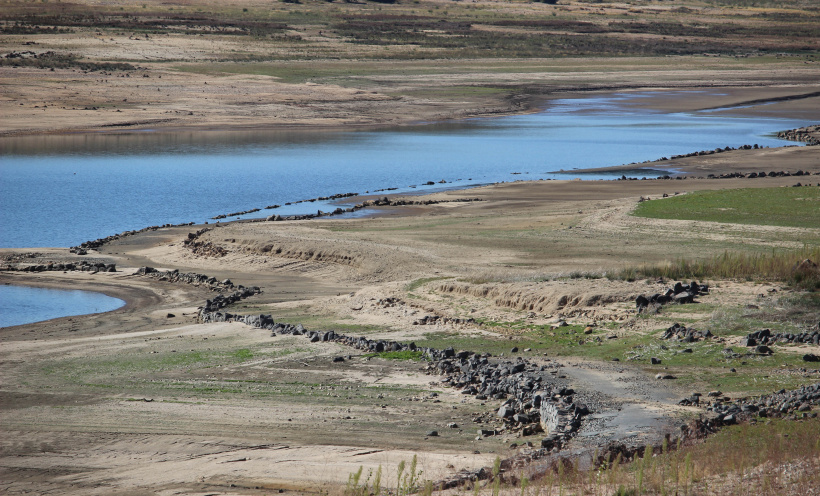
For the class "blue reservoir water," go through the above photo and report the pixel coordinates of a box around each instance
[0,93,810,249]
[0,284,125,328]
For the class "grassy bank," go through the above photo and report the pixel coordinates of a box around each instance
[633,187,820,229]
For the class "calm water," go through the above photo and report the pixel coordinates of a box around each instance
[0,284,125,328]
[0,93,810,248]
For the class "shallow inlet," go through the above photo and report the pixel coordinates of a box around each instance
[0,284,125,328]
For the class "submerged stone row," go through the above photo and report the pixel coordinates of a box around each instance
[669,143,765,160]
[635,281,708,313]
[71,221,195,254]
[262,197,484,222]
[706,170,815,179]
[1,260,116,273]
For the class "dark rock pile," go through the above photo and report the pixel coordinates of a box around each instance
[70,222,195,254]
[707,169,814,179]
[136,266,240,292]
[661,323,713,342]
[2,261,116,273]
[705,383,820,422]
[618,170,818,182]
[199,287,261,314]
[744,328,820,347]
[669,143,763,160]
[636,281,708,313]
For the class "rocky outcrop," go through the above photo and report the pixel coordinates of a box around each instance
[636,281,708,313]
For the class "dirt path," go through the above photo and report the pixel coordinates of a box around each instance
[558,359,693,452]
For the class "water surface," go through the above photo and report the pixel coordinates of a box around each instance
[0,284,125,328]
[0,93,809,248]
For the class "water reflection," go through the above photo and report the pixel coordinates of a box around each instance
[0,285,125,328]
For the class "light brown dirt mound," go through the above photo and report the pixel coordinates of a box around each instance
[189,223,442,284]
[435,279,649,316]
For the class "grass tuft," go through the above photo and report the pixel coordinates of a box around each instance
[610,245,820,291]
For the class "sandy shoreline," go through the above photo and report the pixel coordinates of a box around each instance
[3,82,819,139]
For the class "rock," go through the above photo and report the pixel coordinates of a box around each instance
[447,422,458,429]
[166,313,175,318]
[803,354,819,362]
[755,345,772,355]
[426,430,439,437]
[541,435,561,450]
[651,357,662,365]
[512,413,530,424]
[332,356,345,363]
[497,405,514,418]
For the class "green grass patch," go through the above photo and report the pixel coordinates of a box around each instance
[633,187,820,228]
[233,348,253,360]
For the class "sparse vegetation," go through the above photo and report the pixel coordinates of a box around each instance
[613,245,820,291]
